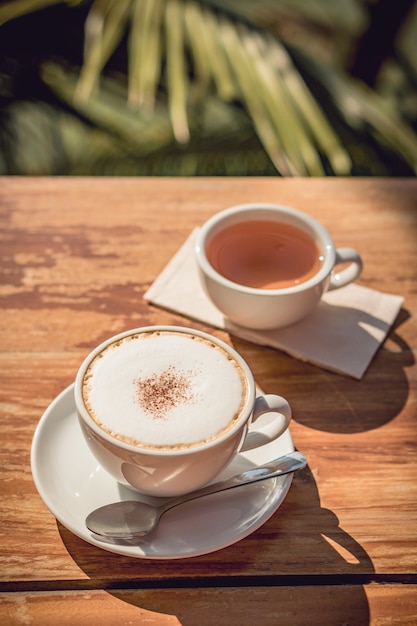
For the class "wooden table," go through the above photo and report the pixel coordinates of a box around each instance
[1,177,416,625]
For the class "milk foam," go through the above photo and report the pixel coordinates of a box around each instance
[82,330,248,448]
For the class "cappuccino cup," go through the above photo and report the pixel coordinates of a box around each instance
[195,203,363,329]
[74,326,292,496]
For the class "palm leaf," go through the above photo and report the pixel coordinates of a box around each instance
[74,0,132,103]
[295,50,417,175]
[195,3,237,102]
[183,2,213,102]
[264,32,351,174]
[164,0,190,143]
[41,61,175,152]
[329,74,417,174]
[218,15,298,175]
[240,24,325,175]
[128,0,164,111]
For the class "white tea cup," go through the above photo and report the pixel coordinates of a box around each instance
[195,203,363,329]
[74,326,292,496]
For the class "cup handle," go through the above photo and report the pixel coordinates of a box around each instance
[240,394,291,452]
[328,247,363,291]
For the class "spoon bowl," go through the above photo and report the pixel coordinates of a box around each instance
[85,451,306,540]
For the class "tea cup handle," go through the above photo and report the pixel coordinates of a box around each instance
[240,394,291,452]
[329,247,363,291]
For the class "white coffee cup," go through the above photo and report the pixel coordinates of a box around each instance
[74,326,292,496]
[195,203,363,329]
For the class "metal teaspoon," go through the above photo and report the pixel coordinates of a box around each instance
[85,450,306,540]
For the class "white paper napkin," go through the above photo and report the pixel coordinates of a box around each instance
[144,229,404,379]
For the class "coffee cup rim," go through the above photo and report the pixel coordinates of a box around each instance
[195,203,336,295]
[74,325,256,456]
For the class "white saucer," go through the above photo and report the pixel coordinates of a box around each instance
[31,384,295,560]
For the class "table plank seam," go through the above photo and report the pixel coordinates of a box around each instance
[1,573,417,592]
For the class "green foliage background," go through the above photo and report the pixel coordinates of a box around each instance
[0,0,416,176]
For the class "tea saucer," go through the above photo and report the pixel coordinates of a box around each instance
[31,384,295,559]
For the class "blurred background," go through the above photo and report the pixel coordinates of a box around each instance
[0,0,416,176]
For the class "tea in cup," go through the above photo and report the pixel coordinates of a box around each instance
[74,326,292,496]
[195,203,363,329]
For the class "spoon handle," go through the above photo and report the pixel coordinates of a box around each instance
[164,450,306,512]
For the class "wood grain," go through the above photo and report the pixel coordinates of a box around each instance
[1,177,416,620]
[1,585,417,625]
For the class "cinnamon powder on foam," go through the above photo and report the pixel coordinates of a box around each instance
[134,365,198,420]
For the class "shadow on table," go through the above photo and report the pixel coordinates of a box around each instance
[231,307,413,434]
[57,296,406,624]
[58,460,375,626]
[55,305,409,624]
